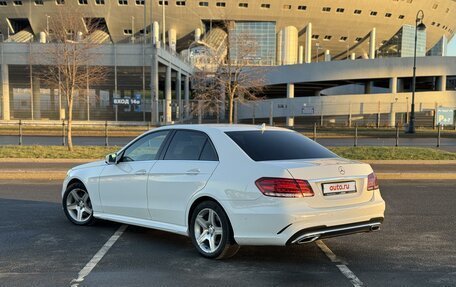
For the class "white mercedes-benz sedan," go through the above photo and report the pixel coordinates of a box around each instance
[62,124,385,259]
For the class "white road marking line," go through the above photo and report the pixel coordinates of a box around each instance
[70,224,127,287]
[316,240,364,287]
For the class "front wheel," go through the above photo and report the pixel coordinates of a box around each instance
[189,201,239,259]
[62,182,95,226]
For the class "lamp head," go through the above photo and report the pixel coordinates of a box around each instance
[417,22,426,31]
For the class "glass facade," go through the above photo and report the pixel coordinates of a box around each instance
[2,64,154,121]
[229,21,276,65]
[427,35,447,56]
[378,25,426,58]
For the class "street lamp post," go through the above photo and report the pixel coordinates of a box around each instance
[407,10,426,133]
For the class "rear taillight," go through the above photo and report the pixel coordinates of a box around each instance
[255,177,314,198]
[367,172,379,191]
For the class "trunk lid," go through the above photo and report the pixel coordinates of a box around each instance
[261,158,374,208]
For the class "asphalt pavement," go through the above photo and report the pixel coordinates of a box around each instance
[1,179,455,286]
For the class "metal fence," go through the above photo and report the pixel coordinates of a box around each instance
[3,98,456,129]
[237,99,456,129]
[0,119,453,149]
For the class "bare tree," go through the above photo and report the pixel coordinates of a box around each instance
[37,10,107,151]
[191,22,266,124]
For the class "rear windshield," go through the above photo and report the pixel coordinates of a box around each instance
[225,130,337,161]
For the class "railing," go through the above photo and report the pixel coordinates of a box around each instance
[0,119,454,148]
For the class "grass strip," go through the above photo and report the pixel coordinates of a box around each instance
[329,146,456,160]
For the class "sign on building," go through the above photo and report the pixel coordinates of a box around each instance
[436,107,454,126]
[113,97,142,106]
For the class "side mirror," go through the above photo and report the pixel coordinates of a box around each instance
[105,153,118,165]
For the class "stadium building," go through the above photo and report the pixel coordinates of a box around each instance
[0,0,455,126]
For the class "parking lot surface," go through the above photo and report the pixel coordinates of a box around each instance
[1,179,455,286]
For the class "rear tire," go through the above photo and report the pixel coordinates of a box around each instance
[189,201,239,259]
[62,182,95,226]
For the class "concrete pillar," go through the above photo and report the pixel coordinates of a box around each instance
[165,65,172,123]
[95,89,100,108]
[169,28,177,51]
[220,83,226,120]
[50,88,56,114]
[324,50,331,62]
[281,26,298,65]
[286,83,294,127]
[1,64,10,120]
[298,45,304,64]
[32,76,41,120]
[364,81,373,94]
[59,88,64,120]
[389,102,396,127]
[350,53,356,60]
[39,31,46,43]
[76,31,83,42]
[390,77,397,94]
[176,71,181,120]
[437,75,447,91]
[184,75,190,119]
[194,28,202,42]
[151,51,159,124]
[369,28,376,59]
[276,30,282,65]
[152,21,159,47]
[305,22,312,63]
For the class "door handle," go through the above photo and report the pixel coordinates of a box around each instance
[135,169,147,175]
[185,168,200,175]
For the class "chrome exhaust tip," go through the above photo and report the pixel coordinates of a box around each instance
[370,224,381,231]
[294,235,320,244]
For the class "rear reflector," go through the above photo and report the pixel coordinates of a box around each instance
[367,172,379,191]
[255,177,314,198]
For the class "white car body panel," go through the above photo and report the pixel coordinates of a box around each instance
[98,160,157,219]
[63,124,385,246]
[148,160,218,226]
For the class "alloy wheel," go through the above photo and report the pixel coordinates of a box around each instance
[65,188,93,224]
[194,208,223,253]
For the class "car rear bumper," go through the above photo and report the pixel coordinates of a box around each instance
[286,217,383,245]
[227,190,385,246]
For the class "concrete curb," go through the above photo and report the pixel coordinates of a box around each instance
[0,158,96,163]
[363,160,456,164]
[376,173,456,180]
[0,171,66,180]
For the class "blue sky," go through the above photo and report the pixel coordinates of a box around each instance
[448,39,456,56]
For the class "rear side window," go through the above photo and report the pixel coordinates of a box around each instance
[199,140,218,161]
[164,130,217,161]
[225,130,337,161]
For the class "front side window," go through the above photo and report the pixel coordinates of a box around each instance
[121,131,169,162]
[226,130,337,161]
[164,130,216,161]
